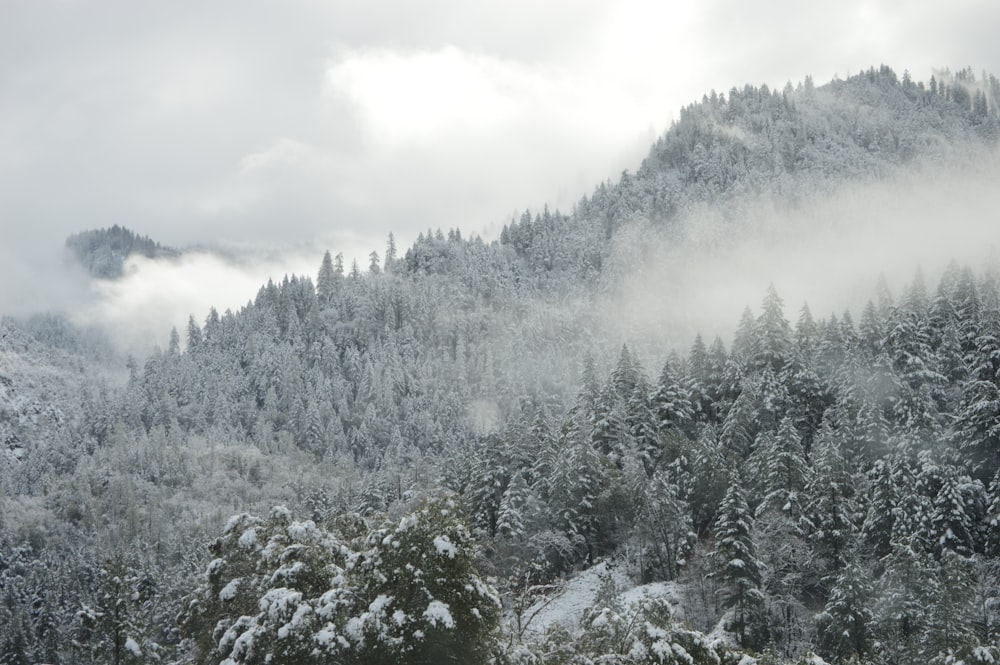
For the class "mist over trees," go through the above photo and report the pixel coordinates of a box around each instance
[3,65,1000,664]
[65,225,179,279]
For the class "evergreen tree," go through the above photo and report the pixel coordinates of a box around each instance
[801,420,858,578]
[651,356,693,438]
[956,305,1000,481]
[355,498,503,665]
[74,556,155,665]
[317,250,337,304]
[687,426,730,536]
[928,462,977,557]
[875,540,934,663]
[753,284,793,374]
[711,470,766,649]
[816,561,874,662]
[636,470,694,581]
[757,417,809,520]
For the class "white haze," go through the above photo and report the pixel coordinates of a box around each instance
[7,145,999,363]
[68,231,394,354]
[3,1,999,256]
[601,147,1000,362]
[6,147,997,360]
[4,1,1000,357]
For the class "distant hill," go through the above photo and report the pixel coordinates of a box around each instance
[498,65,1000,284]
[65,224,179,278]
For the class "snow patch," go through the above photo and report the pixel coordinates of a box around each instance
[522,562,681,635]
[238,527,258,549]
[522,562,618,633]
[219,578,240,601]
[972,647,996,664]
[423,600,455,628]
[259,587,302,619]
[433,534,457,558]
[288,520,317,542]
[396,514,419,533]
[124,637,141,657]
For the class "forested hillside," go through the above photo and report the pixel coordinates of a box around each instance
[2,66,1000,664]
[65,225,179,279]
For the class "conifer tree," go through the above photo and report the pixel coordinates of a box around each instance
[651,356,693,438]
[758,417,809,520]
[956,305,1000,481]
[753,284,793,374]
[801,420,858,578]
[816,561,873,662]
[636,470,694,581]
[711,470,765,648]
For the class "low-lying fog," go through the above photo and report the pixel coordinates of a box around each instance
[3,148,998,362]
[601,147,1000,357]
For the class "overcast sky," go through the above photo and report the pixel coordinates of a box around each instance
[4,0,999,250]
[2,0,1000,342]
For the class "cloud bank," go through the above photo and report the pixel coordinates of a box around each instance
[3,0,1000,355]
[601,147,1000,362]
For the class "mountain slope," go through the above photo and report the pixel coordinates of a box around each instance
[65,225,179,279]
[2,65,1000,664]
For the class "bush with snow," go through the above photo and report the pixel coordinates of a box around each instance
[179,497,502,665]
[538,595,728,664]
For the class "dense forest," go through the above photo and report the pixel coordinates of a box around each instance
[2,65,1000,664]
[65,225,179,279]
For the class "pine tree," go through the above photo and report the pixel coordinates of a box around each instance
[496,470,531,539]
[874,544,927,662]
[731,307,757,365]
[801,420,858,578]
[862,457,898,559]
[465,433,510,538]
[753,284,793,374]
[986,469,1000,556]
[705,336,730,414]
[688,426,730,536]
[636,470,694,581]
[651,356,694,438]
[858,299,885,360]
[816,561,874,662]
[795,302,819,358]
[626,371,660,471]
[687,333,713,422]
[956,305,1000,481]
[356,498,502,665]
[757,417,809,520]
[711,470,766,649]
[719,388,757,461]
[74,556,154,665]
[546,422,609,564]
[928,462,977,557]
[920,551,979,662]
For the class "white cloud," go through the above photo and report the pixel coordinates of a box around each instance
[4,0,1000,346]
[600,148,1000,361]
[327,46,523,143]
[72,247,317,353]
[198,138,334,215]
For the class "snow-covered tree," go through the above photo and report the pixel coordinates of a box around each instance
[711,470,766,649]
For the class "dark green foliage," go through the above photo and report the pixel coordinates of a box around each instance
[179,499,501,665]
[815,562,873,662]
[712,471,766,649]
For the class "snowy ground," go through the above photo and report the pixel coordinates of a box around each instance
[519,561,684,637]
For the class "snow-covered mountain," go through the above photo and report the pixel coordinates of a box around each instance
[2,66,1000,665]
